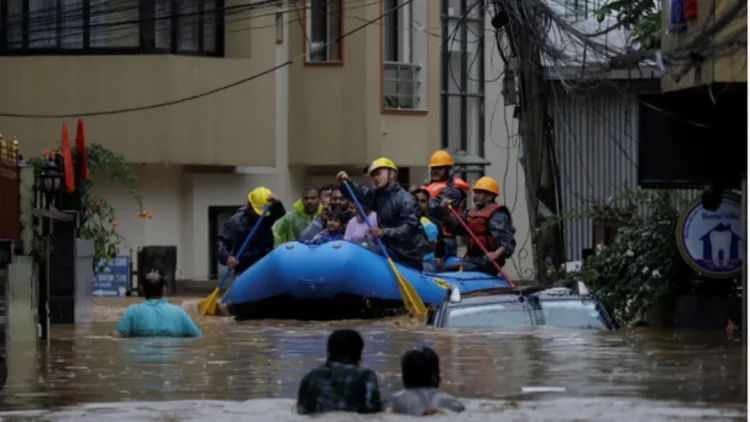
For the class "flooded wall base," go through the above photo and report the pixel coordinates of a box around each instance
[674,295,743,330]
[5,254,38,396]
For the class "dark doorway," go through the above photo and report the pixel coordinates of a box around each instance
[208,205,242,280]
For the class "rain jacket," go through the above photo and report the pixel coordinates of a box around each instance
[341,182,424,270]
[216,202,286,274]
[272,199,322,246]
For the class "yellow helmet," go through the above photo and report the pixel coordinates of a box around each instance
[428,150,454,168]
[367,157,398,175]
[247,186,272,216]
[472,176,499,195]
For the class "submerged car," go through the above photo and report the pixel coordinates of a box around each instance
[427,282,617,330]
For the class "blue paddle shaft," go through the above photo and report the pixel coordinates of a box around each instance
[218,205,271,289]
[343,182,391,260]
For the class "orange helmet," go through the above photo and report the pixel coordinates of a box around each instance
[428,150,454,168]
[472,176,499,195]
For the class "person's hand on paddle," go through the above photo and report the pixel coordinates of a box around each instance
[440,199,452,210]
[486,247,504,262]
[368,227,384,239]
[336,171,350,183]
[227,256,238,268]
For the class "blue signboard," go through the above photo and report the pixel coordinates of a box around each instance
[677,194,743,278]
[93,255,131,297]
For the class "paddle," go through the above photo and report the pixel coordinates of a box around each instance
[447,204,515,286]
[198,205,271,316]
[343,182,427,318]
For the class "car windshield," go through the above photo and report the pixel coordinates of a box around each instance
[443,298,608,329]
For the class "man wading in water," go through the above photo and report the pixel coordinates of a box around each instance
[110,270,201,338]
[297,329,382,414]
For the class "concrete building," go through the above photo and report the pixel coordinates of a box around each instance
[0,0,441,281]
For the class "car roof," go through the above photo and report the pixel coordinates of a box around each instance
[444,286,597,307]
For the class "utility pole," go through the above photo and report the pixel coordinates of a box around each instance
[511,1,564,284]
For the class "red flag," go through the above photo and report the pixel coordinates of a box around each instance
[60,123,75,194]
[75,118,89,180]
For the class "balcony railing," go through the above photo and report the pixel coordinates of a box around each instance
[383,61,422,110]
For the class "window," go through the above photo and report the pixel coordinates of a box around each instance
[441,0,485,155]
[0,0,224,55]
[275,12,283,44]
[382,0,426,111]
[443,300,609,330]
[305,0,342,63]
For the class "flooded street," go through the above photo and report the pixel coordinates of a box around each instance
[0,297,745,420]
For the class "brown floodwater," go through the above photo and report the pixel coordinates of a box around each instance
[0,297,745,421]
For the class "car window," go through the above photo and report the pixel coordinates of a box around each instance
[443,299,608,329]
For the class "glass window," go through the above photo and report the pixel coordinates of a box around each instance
[444,300,609,329]
[441,1,484,153]
[0,0,223,56]
[307,0,342,62]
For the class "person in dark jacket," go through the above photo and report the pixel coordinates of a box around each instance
[216,187,285,275]
[441,176,516,275]
[337,158,424,270]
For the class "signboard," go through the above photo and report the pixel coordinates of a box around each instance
[93,255,130,297]
[676,194,743,278]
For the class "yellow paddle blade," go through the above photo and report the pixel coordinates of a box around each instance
[197,288,220,316]
[387,258,427,318]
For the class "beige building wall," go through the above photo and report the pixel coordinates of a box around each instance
[0,2,283,167]
[0,0,442,283]
[288,0,440,167]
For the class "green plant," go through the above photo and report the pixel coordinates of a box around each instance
[596,0,662,51]
[27,144,147,271]
[547,188,685,326]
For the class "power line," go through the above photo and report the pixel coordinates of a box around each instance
[0,0,415,118]
[4,0,379,47]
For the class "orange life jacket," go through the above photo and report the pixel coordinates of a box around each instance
[465,203,511,258]
[423,177,470,237]
[423,177,470,198]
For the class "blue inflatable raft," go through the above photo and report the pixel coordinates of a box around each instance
[222,241,511,320]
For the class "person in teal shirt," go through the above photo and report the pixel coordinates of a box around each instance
[110,270,202,338]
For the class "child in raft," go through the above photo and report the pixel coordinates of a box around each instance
[307,209,349,245]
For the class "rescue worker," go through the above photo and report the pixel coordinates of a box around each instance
[217,187,285,276]
[337,158,425,270]
[441,176,516,275]
[272,186,322,246]
[422,150,470,258]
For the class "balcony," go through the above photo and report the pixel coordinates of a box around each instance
[383,61,423,111]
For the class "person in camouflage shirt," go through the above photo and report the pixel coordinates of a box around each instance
[296,329,383,415]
